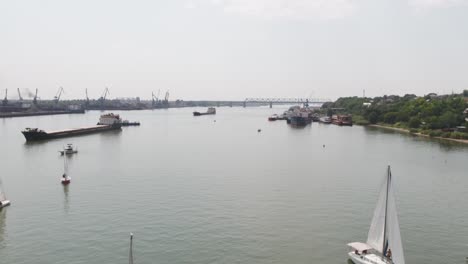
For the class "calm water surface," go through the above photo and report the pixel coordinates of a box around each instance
[0,107,467,264]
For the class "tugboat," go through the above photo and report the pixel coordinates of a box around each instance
[61,156,71,185]
[0,178,11,208]
[268,114,279,121]
[122,120,141,126]
[193,107,216,116]
[269,113,288,121]
[59,144,78,155]
[97,113,123,126]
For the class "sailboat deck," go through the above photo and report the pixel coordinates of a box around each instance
[350,252,391,264]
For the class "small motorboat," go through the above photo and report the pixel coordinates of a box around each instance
[0,200,10,208]
[0,178,11,208]
[268,114,279,121]
[60,144,78,155]
[61,174,71,185]
[319,116,332,124]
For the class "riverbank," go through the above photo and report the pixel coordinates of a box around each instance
[368,124,468,144]
[0,110,85,118]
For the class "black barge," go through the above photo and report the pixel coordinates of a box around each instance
[22,125,121,141]
[193,107,216,116]
[21,113,122,141]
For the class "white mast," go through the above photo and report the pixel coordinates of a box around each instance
[382,166,390,259]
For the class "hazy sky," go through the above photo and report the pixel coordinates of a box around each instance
[1,0,467,101]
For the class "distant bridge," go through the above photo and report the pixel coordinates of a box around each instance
[244,98,332,108]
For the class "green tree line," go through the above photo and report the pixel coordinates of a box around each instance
[323,92,468,134]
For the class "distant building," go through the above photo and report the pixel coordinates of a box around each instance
[427,93,438,98]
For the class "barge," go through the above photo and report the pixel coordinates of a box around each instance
[332,115,353,126]
[21,113,122,141]
[193,107,216,116]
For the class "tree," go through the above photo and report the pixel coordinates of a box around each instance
[383,112,398,124]
[408,117,421,128]
[368,111,379,124]
[439,111,457,128]
[396,112,410,122]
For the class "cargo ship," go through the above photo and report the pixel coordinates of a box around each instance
[193,107,216,116]
[288,115,310,126]
[21,113,122,141]
[285,106,312,126]
[331,115,353,126]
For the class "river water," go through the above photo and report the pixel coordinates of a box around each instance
[0,107,467,264]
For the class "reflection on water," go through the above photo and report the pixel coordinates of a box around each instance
[23,140,50,148]
[364,126,468,152]
[0,208,7,248]
[99,129,122,139]
[63,185,70,213]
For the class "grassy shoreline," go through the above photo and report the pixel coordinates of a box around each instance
[367,124,468,144]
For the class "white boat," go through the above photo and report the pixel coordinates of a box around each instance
[59,143,78,155]
[348,166,405,264]
[319,116,332,124]
[129,233,134,264]
[0,178,11,208]
[61,155,71,185]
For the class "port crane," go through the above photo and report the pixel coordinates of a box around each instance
[99,87,109,102]
[2,89,7,105]
[85,88,90,105]
[17,88,23,101]
[33,89,38,105]
[54,87,64,104]
[164,90,169,102]
[152,89,160,107]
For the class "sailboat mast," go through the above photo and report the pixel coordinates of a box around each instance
[129,233,134,264]
[382,165,391,259]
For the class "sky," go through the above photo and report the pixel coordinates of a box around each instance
[1,0,468,101]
